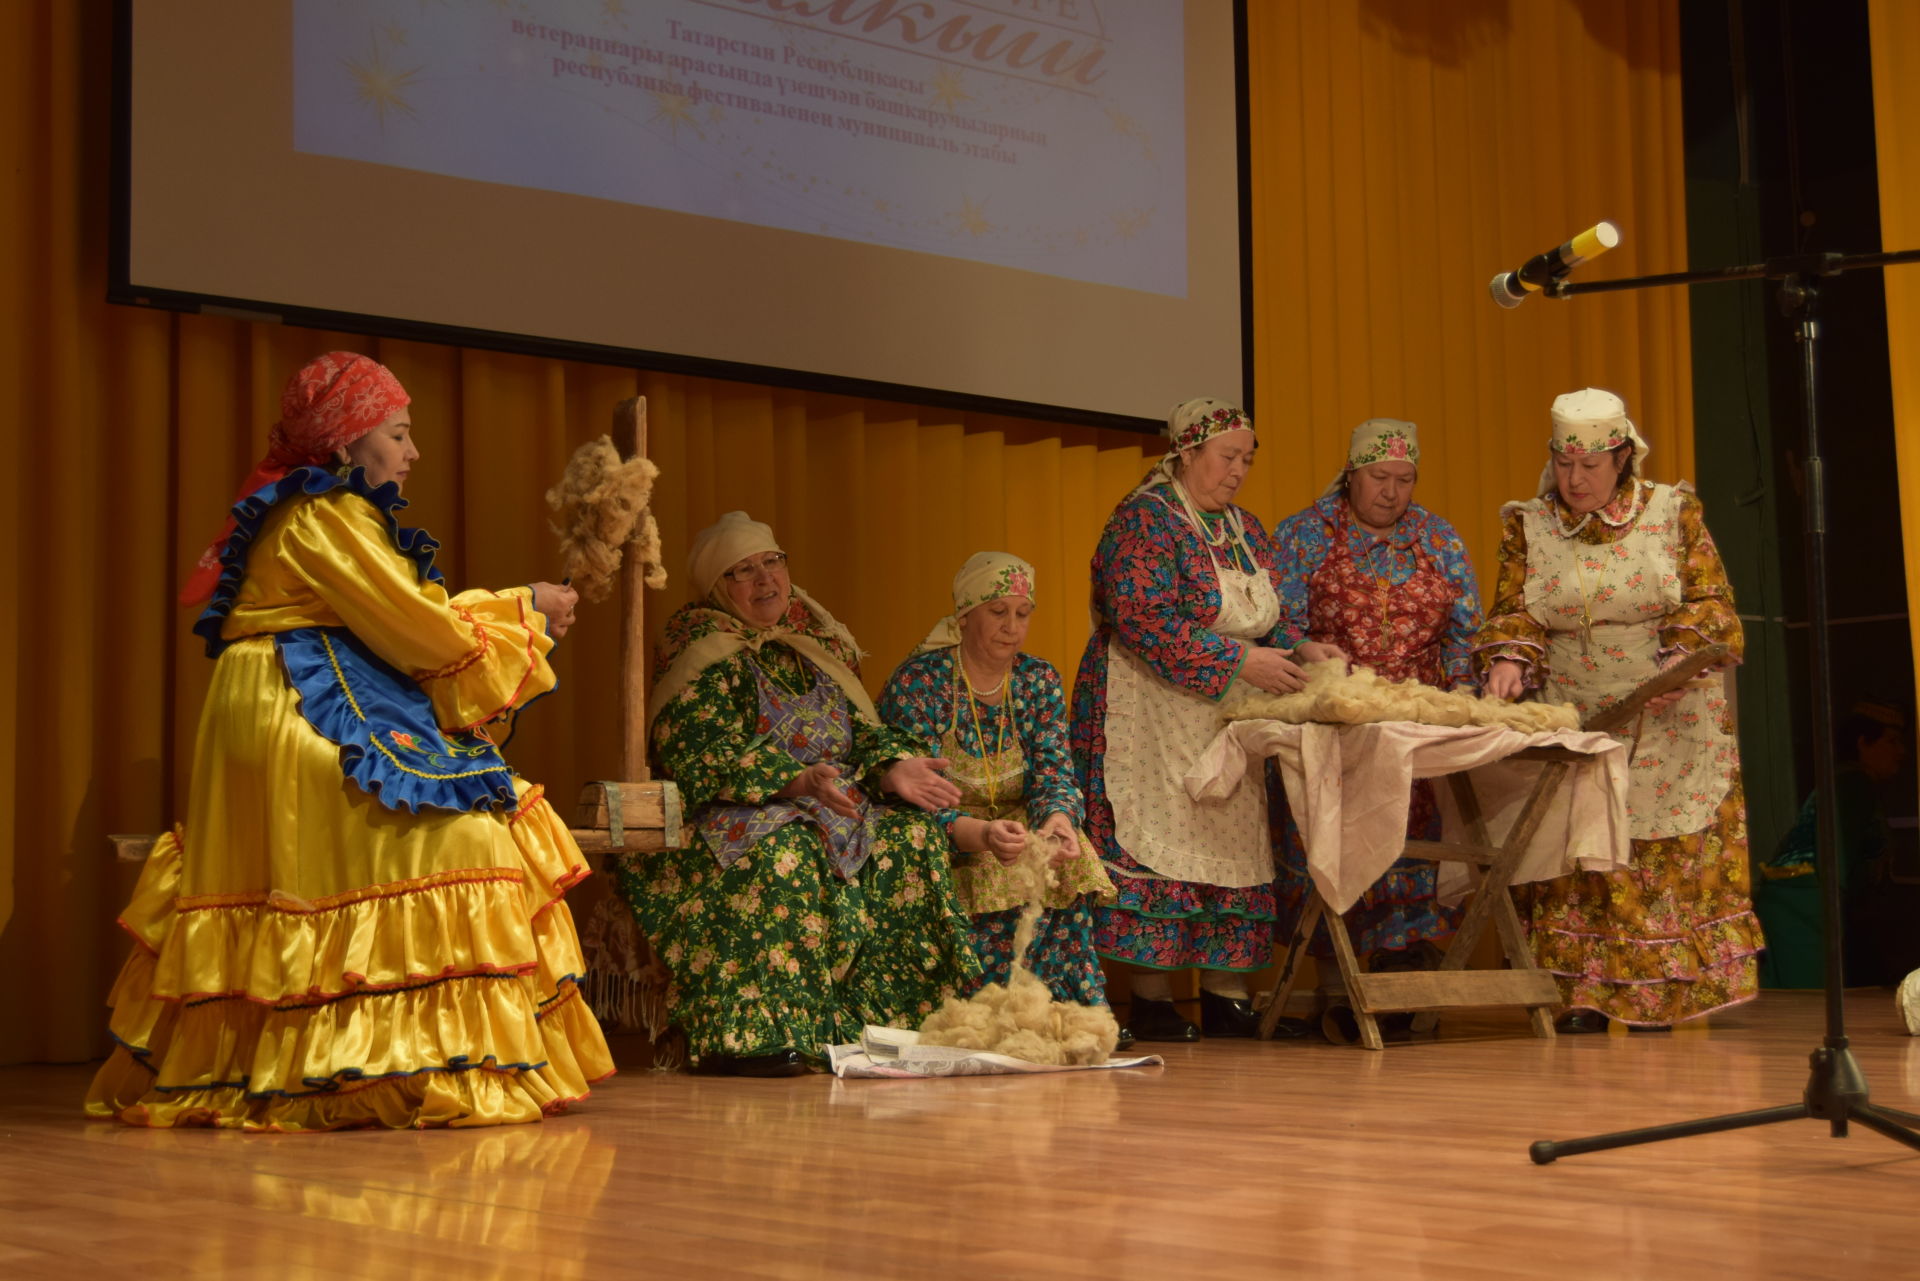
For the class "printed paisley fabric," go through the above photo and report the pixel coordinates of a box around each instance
[695,652,875,880]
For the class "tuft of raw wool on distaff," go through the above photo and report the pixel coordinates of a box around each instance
[545,435,668,603]
[916,834,1120,1066]
[1224,658,1580,734]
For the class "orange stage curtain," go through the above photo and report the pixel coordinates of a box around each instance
[0,0,1690,1063]
[1870,0,1920,764]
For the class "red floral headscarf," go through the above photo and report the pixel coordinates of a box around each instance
[180,352,411,604]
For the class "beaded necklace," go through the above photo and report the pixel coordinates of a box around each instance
[1571,552,1613,657]
[1344,504,1407,646]
[956,656,1011,815]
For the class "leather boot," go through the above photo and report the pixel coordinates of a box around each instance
[1129,996,1199,1042]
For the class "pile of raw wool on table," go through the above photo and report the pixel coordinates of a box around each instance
[545,435,669,602]
[1223,658,1579,734]
[916,835,1119,1066]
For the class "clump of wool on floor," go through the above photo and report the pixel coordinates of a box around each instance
[916,835,1119,1066]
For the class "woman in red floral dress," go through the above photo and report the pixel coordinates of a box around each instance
[1268,419,1483,993]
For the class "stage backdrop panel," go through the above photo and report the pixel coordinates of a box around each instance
[1870,0,1920,800]
[118,0,1248,427]
[1,0,1690,1063]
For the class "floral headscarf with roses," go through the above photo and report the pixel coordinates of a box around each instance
[915,551,1036,653]
[1536,386,1650,496]
[1321,417,1421,498]
[1128,396,1256,501]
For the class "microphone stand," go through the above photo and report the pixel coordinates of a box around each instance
[1526,246,1920,1164]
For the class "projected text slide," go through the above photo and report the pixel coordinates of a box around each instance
[294,0,1188,296]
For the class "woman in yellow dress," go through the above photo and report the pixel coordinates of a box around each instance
[86,352,614,1129]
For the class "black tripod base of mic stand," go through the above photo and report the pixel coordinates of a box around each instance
[1529,1040,1920,1165]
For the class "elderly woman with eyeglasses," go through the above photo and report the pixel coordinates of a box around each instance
[878,553,1115,1010]
[613,512,980,1075]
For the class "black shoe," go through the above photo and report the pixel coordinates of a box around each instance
[1379,1012,1418,1042]
[1626,1022,1673,1034]
[1199,989,1261,1038]
[1115,1025,1137,1052]
[1266,1015,1313,1040]
[1129,997,1199,1042]
[1323,1003,1360,1045]
[1554,1010,1609,1035]
[1323,1005,1420,1043]
[697,1048,810,1077]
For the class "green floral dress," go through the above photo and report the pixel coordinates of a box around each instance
[615,603,980,1065]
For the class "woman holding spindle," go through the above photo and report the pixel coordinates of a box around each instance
[1268,419,1481,988]
[1070,398,1343,1041]
[1476,388,1760,1031]
[86,352,612,1129]
[878,553,1115,1009]
[616,512,980,1075]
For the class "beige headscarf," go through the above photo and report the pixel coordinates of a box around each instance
[649,511,878,725]
[1321,418,1420,499]
[916,551,1036,652]
[1129,396,1255,501]
[1538,387,1650,495]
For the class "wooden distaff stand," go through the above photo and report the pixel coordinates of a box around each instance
[1256,644,1732,1050]
[566,397,683,859]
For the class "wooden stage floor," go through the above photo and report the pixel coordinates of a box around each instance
[4,990,1918,1280]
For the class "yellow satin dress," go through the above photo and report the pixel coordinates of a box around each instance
[85,478,614,1129]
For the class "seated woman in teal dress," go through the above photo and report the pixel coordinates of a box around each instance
[614,512,980,1076]
[878,553,1116,1009]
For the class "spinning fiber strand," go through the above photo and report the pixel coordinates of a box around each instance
[916,836,1120,1066]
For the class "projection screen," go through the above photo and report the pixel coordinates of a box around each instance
[115,0,1251,429]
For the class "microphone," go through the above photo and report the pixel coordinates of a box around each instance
[1488,221,1621,308]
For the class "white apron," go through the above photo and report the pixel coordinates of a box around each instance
[1520,482,1737,841]
[1105,560,1282,887]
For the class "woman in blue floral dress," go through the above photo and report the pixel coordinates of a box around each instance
[613,512,980,1075]
[1268,420,1482,988]
[1070,399,1343,1041]
[879,553,1115,1009]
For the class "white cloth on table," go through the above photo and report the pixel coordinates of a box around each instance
[1185,719,1632,914]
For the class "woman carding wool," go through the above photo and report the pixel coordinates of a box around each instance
[86,351,613,1129]
[1069,397,1344,1042]
[615,512,980,1075]
[878,552,1116,1010]
[1267,419,1481,1000]
[1477,387,1761,1031]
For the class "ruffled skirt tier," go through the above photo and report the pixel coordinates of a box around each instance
[86,640,612,1130]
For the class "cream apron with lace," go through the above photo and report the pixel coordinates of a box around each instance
[1105,562,1282,887]
[1522,483,1737,840]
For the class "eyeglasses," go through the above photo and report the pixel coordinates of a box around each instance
[720,552,789,583]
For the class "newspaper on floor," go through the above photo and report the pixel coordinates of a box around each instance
[827,1024,1165,1079]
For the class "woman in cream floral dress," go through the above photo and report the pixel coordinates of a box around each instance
[1478,388,1761,1031]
